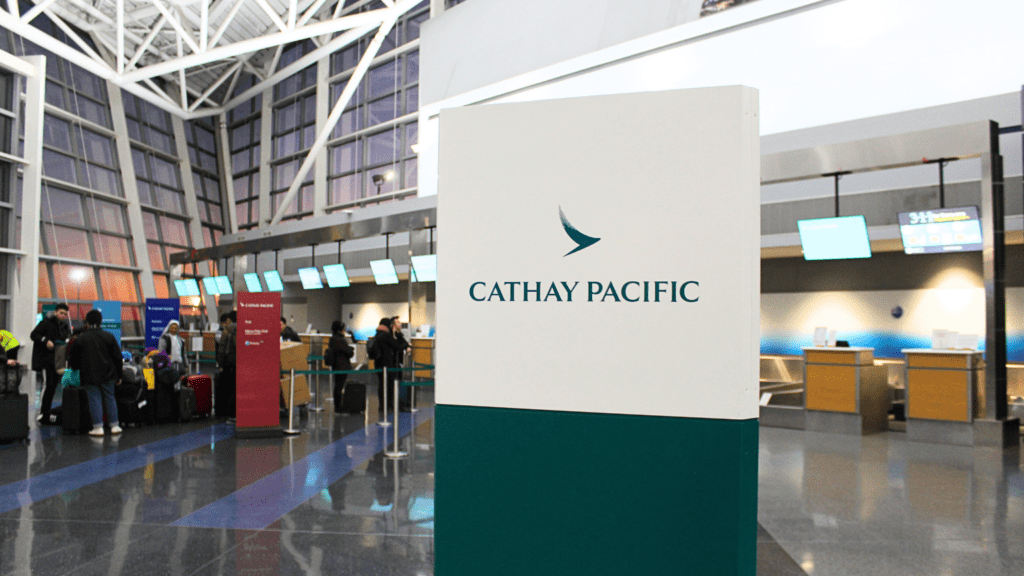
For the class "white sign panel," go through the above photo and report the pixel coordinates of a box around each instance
[436,87,760,420]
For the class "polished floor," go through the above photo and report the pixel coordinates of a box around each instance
[2,388,1022,575]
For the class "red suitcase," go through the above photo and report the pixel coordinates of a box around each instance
[185,375,212,417]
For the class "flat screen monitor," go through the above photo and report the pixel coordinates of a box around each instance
[411,254,437,282]
[202,277,222,295]
[214,276,232,294]
[298,267,323,289]
[243,272,263,292]
[174,278,201,297]
[263,270,284,292]
[323,263,350,288]
[797,215,872,260]
[370,259,399,285]
[898,206,982,254]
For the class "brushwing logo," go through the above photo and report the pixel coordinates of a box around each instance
[559,206,600,256]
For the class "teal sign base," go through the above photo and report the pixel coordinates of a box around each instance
[436,405,758,576]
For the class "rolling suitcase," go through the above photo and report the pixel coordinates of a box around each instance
[0,364,22,394]
[154,366,179,423]
[339,382,366,414]
[178,387,195,422]
[0,393,29,443]
[115,382,146,428]
[185,375,212,417]
[61,387,92,434]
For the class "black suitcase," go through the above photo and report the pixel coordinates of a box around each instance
[178,387,195,422]
[116,382,146,428]
[339,382,366,414]
[0,393,29,443]
[0,364,22,394]
[61,387,93,434]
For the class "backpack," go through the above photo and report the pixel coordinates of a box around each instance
[366,337,379,361]
[324,346,336,367]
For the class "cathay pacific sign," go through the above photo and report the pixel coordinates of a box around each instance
[468,207,699,303]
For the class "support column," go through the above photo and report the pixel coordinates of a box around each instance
[107,82,157,299]
[217,112,239,234]
[258,86,273,227]
[314,56,329,217]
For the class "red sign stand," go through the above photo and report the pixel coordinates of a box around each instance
[236,292,283,438]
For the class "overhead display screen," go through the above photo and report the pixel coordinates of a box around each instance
[323,263,350,288]
[243,272,263,292]
[215,276,232,294]
[370,259,399,285]
[898,206,982,254]
[411,255,437,282]
[797,215,872,260]
[263,270,284,292]
[202,277,222,295]
[298,267,324,289]
[174,278,201,297]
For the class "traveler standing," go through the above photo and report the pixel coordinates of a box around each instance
[280,317,301,342]
[217,311,237,421]
[370,318,405,419]
[327,321,354,414]
[30,303,70,423]
[0,329,21,365]
[67,309,122,436]
[158,320,186,373]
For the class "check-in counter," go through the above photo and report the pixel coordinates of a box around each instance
[802,347,889,435]
[903,349,983,445]
[412,337,434,378]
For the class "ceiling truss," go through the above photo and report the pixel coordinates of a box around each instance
[0,0,424,119]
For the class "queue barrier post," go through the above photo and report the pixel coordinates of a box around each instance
[377,366,392,427]
[308,356,325,413]
[283,369,301,435]
[384,366,408,458]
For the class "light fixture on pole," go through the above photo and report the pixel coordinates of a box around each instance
[371,171,394,196]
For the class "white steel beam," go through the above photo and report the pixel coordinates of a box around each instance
[0,47,38,77]
[118,9,388,82]
[116,0,124,73]
[150,0,202,55]
[200,0,208,52]
[252,0,289,33]
[298,0,332,26]
[20,0,60,23]
[271,9,404,225]
[209,0,246,49]
[217,112,239,233]
[189,60,242,111]
[289,0,298,29]
[126,14,168,71]
[44,9,111,68]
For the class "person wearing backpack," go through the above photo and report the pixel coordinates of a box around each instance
[67,309,122,436]
[326,321,354,414]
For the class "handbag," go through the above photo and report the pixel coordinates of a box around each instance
[61,367,81,388]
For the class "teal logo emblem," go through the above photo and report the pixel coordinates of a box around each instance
[559,206,600,256]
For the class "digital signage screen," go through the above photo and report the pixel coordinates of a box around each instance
[243,273,263,292]
[797,215,872,260]
[323,263,350,288]
[411,255,437,282]
[263,270,284,292]
[298,267,324,289]
[202,277,222,295]
[174,278,201,297]
[370,259,399,285]
[898,206,982,254]
[215,276,232,294]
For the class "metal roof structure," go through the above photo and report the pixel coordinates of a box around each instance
[0,0,423,118]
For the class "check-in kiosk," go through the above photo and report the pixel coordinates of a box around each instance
[802,347,889,435]
[902,349,983,445]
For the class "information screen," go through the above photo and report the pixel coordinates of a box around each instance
[411,255,437,282]
[215,276,232,294]
[898,206,982,254]
[202,277,222,295]
[298,267,324,289]
[323,263,350,288]
[243,273,263,292]
[797,215,872,260]
[174,278,201,296]
[263,270,284,292]
[370,259,399,285]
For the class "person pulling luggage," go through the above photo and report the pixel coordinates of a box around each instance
[67,310,122,437]
[30,303,70,423]
[327,321,354,414]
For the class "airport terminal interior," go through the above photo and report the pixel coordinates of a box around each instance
[0,0,1023,574]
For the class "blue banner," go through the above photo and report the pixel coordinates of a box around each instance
[92,301,122,348]
[146,299,180,350]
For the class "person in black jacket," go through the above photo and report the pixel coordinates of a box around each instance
[391,316,412,410]
[30,303,70,423]
[371,318,406,419]
[280,317,301,343]
[67,309,122,436]
[217,311,237,421]
[327,321,354,414]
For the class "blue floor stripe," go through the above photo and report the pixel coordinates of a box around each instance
[0,424,235,514]
[173,408,434,531]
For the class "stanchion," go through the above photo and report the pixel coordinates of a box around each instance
[385,367,408,458]
[409,360,419,413]
[309,357,325,412]
[283,369,301,435]
[377,367,392,427]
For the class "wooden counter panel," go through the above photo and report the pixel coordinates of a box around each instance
[907,369,970,422]
[806,350,860,365]
[907,354,975,370]
[805,365,857,413]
